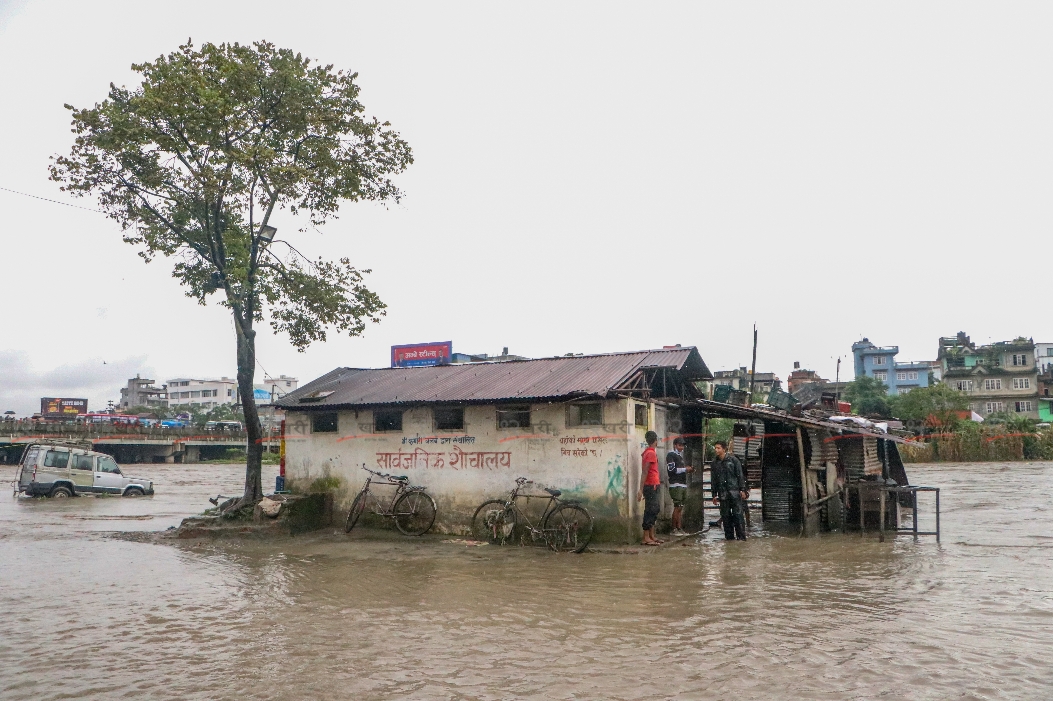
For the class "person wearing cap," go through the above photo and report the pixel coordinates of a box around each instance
[637,430,662,545]
[711,440,748,541]
[667,437,693,536]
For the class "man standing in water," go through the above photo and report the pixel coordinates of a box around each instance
[637,430,662,546]
[711,440,748,541]
[667,437,693,536]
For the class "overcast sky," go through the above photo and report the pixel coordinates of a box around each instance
[0,1,1047,415]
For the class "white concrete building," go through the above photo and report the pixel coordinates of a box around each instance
[1035,343,1053,373]
[276,348,713,535]
[166,377,237,409]
[255,375,299,403]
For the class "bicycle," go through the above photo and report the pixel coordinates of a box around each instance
[471,477,594,553]
[345,466,437,536]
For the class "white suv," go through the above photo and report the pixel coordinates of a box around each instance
[15,444,154,498]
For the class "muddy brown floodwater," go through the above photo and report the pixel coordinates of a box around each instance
[1,461,1052,700]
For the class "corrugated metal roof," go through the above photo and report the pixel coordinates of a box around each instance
[276,347,711,409]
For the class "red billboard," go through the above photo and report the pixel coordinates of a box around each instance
[391,342,453,368]
[40,397,88,419]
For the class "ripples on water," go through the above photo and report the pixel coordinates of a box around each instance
[1,462,1051,700]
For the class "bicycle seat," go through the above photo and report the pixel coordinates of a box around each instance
[392,475,409,481]
[544,488,562,497]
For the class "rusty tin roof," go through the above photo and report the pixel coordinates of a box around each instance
[276,347,711,409]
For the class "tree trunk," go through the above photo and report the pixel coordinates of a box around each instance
[236,322,264,504]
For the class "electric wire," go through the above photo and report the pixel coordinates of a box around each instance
[0,185,103,212]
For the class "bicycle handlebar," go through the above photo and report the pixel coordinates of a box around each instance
[361,465,405,482]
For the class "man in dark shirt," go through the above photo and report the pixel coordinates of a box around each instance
[711,440,748,541]
[666,437,693,536]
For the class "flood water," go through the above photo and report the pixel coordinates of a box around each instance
[1,461,1051,700]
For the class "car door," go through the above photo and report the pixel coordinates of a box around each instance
[94,455,127,494]
[69,452,96,493]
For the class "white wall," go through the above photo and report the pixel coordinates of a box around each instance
[284,398,673,533]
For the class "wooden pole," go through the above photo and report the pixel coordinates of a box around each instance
[795,426,808,536]
[879,487,886,542]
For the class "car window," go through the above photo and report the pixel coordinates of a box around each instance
[44,450,70,468]
[97,456,121,474]
[71,454,95,471]
[21,447,40,467]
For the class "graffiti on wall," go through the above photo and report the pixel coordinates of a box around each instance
[376,446,512,471]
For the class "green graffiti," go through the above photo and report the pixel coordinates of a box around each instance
[605,455,624,500]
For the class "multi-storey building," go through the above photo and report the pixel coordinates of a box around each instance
[939,335,1039,419]
[712,367,782,395]
[254,375,299,403]
[119,376,168,410]
[851,339,930,396]
[1034,342,1053,373]
[166,377,238,409]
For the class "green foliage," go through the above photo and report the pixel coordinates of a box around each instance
[308,474,342,493]
[842,376,892,418]
[50,39,410,349]
[887,383,970,425]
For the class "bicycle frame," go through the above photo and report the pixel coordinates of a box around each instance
[358,468,412,516]
[502,481,564,542]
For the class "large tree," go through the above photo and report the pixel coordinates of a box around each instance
[51,41,412,505]
[887,383,970,427]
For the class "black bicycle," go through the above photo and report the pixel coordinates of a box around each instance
[471,477,594,553]
[345,466,437,536]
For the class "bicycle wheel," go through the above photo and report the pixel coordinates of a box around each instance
[471,499,517,544]
[393,490,437,536]
[544,504,594,553]
[345,489,368,533]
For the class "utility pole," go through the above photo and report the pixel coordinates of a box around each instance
[748,324,758,404]
[835,357,841,407]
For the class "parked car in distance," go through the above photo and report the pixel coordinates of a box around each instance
[205,420,243,432]
[159,419,188,429]
[15,444,154,498]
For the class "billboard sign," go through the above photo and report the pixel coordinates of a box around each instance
[40,397,88,419]
[391,341,453,368]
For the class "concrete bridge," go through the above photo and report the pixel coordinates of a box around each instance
[0,422,280,464]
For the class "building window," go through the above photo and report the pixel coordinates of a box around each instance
[873,356,886,366]
[373,409,402,432]
[984,379,1002,391]
[227,389,233,397]
[895,371,919,381]
[1012,354,1028,366]
[955,380,974,392]
[566,403,603,427]
[985,402,1004,414]
[311,412,338,433]
[874,371,887,382]
[286,381,292,387]
[190,391,201,398]
[434,406,465,431]
[634,404,648,428]
[1015,401,1033,412]
[899,386,912,394]
[496,405,531,429]
[1013,378,1031,390]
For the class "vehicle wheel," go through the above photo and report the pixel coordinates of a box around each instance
[544,504,594,553]
[124,487,145,497]
[471,499,516,545]
[345,490,368,533]
[393,491,437,536]
[50,486,72,499]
